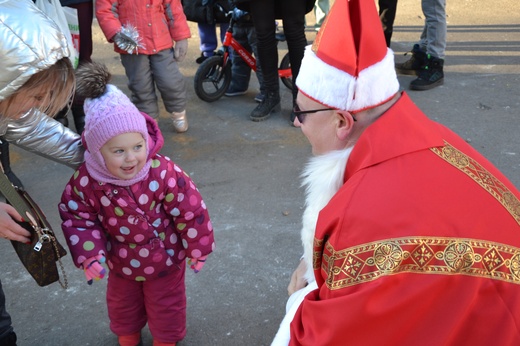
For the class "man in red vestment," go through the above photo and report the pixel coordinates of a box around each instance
[271,0,520,345]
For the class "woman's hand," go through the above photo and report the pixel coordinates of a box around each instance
[287,258,309,296]
[0,202,31,243]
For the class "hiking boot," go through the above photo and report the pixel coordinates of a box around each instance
[171,110,188,132]
[249,92,280,122]
[395,44,427,76]
[410,56,444,91]
[0,331,17,346]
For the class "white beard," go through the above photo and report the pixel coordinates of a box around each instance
[300,147,353,282]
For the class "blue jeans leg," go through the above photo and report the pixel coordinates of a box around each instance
[198,23,230,56]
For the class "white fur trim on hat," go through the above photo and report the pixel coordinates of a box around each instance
[296,45,400,113]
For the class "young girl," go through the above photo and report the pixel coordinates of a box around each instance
[95,0,191,132]
[59,62,215,346]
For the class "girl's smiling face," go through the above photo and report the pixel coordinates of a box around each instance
[100,132,147,180]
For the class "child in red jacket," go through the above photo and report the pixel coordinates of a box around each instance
[59,63,215,346]
[96,0,191,133]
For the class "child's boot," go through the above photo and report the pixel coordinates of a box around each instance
[171,110,188,133]
[118,332,141,346]
[152,340,176,346]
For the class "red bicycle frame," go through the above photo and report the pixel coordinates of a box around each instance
[220,30,292,80]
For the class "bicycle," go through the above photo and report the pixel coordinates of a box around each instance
[194,6,293,103]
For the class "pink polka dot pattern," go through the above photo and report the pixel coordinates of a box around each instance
[59,154,215,281]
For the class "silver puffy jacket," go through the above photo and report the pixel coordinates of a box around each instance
[0,0,83,168]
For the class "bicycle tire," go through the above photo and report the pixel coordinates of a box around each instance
[194,55,232,102]
[279,52,293,91]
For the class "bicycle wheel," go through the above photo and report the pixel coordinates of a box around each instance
[194,55,232,102]
[279,52,293,91]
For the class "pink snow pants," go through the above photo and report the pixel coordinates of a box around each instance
[107,264,186,343]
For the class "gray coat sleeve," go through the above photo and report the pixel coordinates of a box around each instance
[3,109,84,169]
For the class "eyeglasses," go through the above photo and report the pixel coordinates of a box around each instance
[292,104,335,123]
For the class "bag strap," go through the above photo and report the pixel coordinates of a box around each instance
[0,162,68,289]
[0,164,34,221]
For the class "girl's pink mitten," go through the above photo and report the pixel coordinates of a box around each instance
[188,255,208,273]
[82,255,106,285]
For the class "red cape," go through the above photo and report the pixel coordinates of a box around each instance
[290,93,520,345]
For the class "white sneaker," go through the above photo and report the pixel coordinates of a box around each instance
[171,110,188,132]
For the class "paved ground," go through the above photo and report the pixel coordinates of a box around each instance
[1,0,519,345]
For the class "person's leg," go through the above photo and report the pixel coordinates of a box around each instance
[152,49,187,113]
[120,54,159,118]
[226,25,253,96]
[279,0,307,105]
[218,23,229,45]
[107,274,146,345]
[248,25,265,101]
[421,0,447,59]
[145,265,186,344]
[249,0,280,121]
[378,0,398,47]
[66,1,94,134]
[69,2,93,63]
[151,49,188,132]
[409,0,446,90]
[196,23,218,63]
[0,280,16,346]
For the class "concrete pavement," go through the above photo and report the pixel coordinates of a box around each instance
[1,0,519,344]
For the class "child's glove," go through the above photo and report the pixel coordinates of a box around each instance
[174,39,188,62]
[82,255,106,285]
[114,32,138,53]
[113,25,143,54]
[188,255,207,273]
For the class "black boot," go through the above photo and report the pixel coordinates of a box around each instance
[395,44,427,76]
[410,56,444,91]
[0,331,17,346]
[71,105,85,134]
[0,138,23,189]
[249,91,281,122]
[54,107,69,127]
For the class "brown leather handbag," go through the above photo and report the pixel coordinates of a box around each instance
[0,167,68,288]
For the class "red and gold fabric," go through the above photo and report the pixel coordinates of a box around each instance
[290,92,520,345]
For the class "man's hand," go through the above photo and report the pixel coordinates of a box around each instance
[0,202,31,243]
[287,258,308,296]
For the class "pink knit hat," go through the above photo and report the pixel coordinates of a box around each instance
[296,0,400,113]
[83,84,148,155]
[77,62,151,186]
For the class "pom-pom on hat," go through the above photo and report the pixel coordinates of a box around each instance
[77,62,148,155]
[76,62,150,186]
[296,0,400,113]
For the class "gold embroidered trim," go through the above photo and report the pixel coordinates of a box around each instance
[321,237,520,290]
[431,142,520,225]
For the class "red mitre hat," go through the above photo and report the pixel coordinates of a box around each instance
[296,0,400,113]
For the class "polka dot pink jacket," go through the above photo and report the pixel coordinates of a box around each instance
[59,154,214,281]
